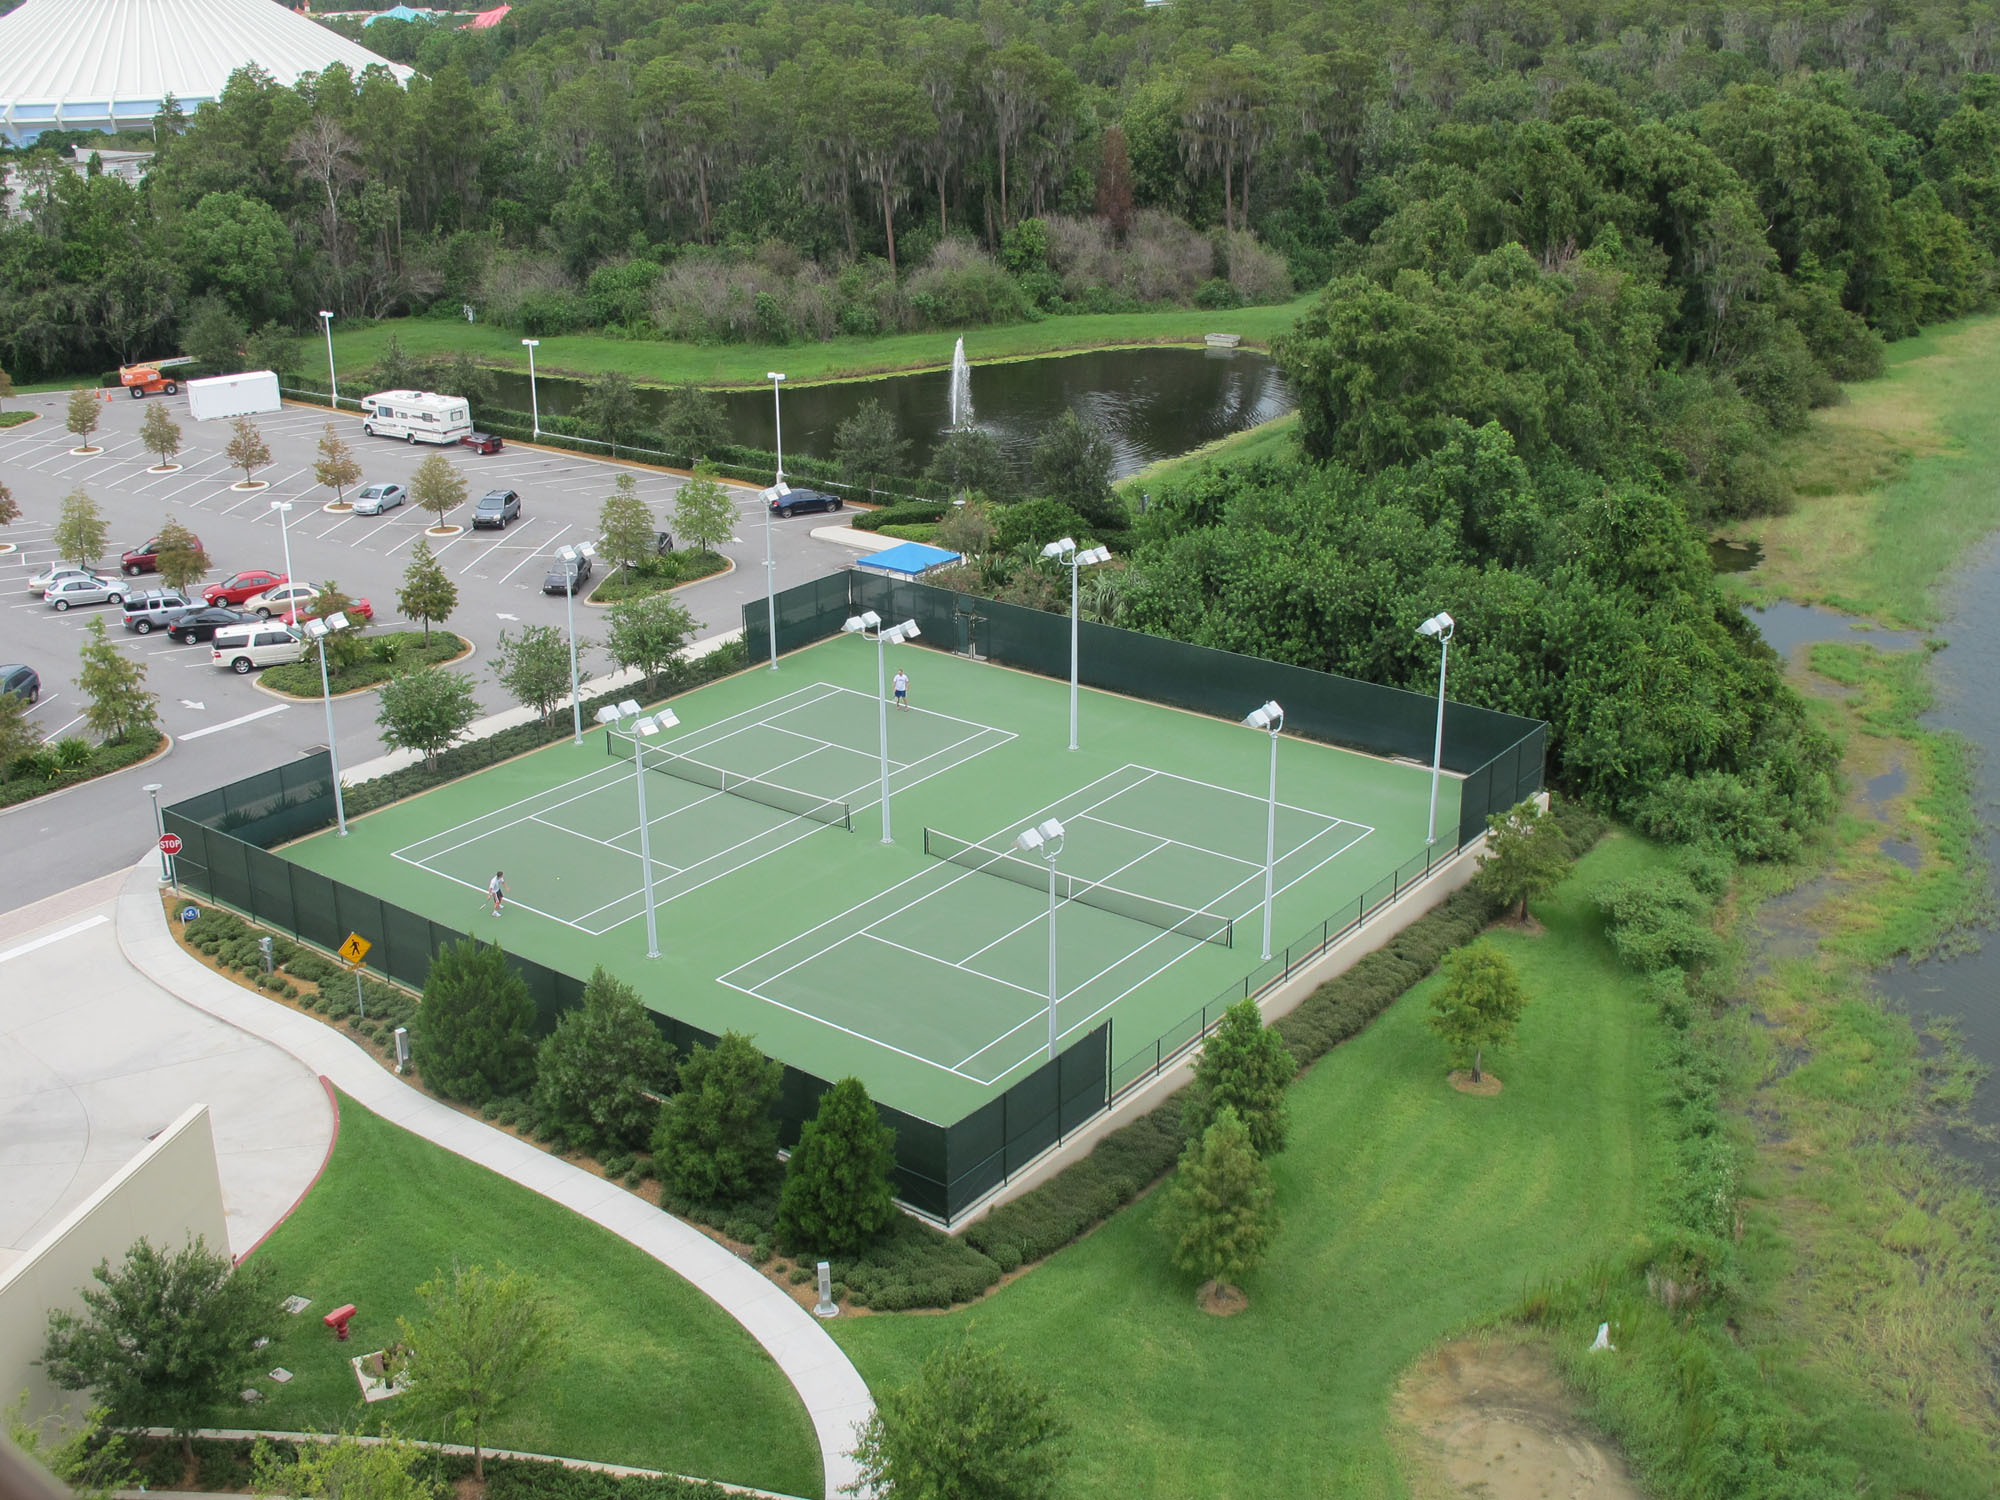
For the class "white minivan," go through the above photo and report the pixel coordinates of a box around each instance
[211,623,306,675]
[361,390,473,445]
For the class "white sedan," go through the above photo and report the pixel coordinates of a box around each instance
[28,564,98,596]
[45,575,128,610]
[241,583,319,620]
[353,482,407,516]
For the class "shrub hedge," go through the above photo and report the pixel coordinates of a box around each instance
[849,501,951,532]
[261,631,469,698]
[0,729,165,811]
[132,1440,722,1499]
[586,551,728,604]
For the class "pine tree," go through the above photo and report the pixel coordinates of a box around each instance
[1156,1106,1276,1303]
[1475,798,1574,922]
[52,488,107,568]
[139,403,183,469]
[777,1077,897,1254]
[314,424,362,506]
[376,666,479,769]
[152,515,210,594]
[596,473,658,574]
[411,452,468,531]
[397,539,459,641]
[651,1031,782,1204]
[1182,998,1295,1156]
[672,464,735,555]
[1428,942,1529,1084]
[531,967,675,1153]
[833,398,909,501]
[225,416,271,486]
[75,617,158,744]
[65,387,101,451]
[415,938,535,1105]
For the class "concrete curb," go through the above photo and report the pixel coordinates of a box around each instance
[112,861,870,1498]
[809,525,899,553]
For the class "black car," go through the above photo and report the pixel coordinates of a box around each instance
[769,487,843,519]
[473,489,522,529]
[170,606,258,645]
[543,552,593,595]
[0,663,40,704]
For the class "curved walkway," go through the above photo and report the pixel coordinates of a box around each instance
[112,860,872,1499]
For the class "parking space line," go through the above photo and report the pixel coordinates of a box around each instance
[179,703,289,741]
[496,524,567,585]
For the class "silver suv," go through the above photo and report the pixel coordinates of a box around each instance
[45,576,127,611]
[123,589,192,634]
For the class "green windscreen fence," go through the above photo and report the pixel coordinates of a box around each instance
[161,753,1107,1222]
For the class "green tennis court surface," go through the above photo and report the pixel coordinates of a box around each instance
[286,634,1459,1121]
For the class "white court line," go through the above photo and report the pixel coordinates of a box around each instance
[1076,811,1267,868]
[180,703,289,740]
[0,916,109,964]
[716,974,993,1084]
[526,811,686,872]
[861,932,1050,1001]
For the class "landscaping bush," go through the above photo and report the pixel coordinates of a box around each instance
[261,631,467,699]
[850,502,950,532]
[0,729,166,811]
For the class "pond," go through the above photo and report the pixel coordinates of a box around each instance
[485,344,1294,481]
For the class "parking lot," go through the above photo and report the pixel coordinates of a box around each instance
[0,387,861,910]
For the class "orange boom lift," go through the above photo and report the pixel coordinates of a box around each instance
[119,356,196,398]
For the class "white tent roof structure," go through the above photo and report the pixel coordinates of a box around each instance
[0,0,414,143]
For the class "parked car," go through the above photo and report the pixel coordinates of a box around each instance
[211,623,306,674]
[241,583,321,619]
[45,576,127,610]
[122,590,192,634]
[203,570,287,607]
[279,596,373,627]
[460,431,504,455]
[769,487,843,519]
[352,483,406,516]
[28,564,97,596]
[543,553,593,595]
[0,664,40,704]
[170,606,257,644]
[472,489,522,529]
[120,532,203,577]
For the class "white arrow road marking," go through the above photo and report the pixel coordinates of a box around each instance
[496,612,519,620]
[180,703,289,740]
[179,700,206,709]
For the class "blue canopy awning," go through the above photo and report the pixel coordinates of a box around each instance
[855,542,962,576]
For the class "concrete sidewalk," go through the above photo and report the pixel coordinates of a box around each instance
[112,860,871,1498]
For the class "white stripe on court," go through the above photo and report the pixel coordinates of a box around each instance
[0,915,108,964]
[180,703,289,740]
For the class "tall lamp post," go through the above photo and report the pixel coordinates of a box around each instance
[522,339,542,440]
[595,700,679,958]
[558,541,596,744]
[303,613,352,836]
[318,311,338,409]
[842,611,920,843]
[764,372,786,671]
[1243,701,1284,961]
[1041,537,1111,751]
[270,499,296,589]
[1417,611,1455,847]
[144,782,168,882]
[1015,818,1067,1059]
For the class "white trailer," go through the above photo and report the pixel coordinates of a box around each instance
[186,370,281,422]
[361,391,472,445]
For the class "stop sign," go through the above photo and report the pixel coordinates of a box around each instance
[158,832,183,856]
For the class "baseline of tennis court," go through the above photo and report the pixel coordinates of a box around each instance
[720,762,1374,1085]
[387,682,1015,934]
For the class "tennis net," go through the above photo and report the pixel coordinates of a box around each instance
[923,828,1233,946]
[615,735,853,831]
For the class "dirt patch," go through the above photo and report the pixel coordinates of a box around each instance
[1448,1070,1504,1096]
[1394,1336,1644,1500]
[1197,1280,1248,1316]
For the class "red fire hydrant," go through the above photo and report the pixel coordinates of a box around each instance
[323,1304,357,1341]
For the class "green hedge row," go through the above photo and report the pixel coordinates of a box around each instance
[0,731,165,811]
[260,631,469,699]
[131,1439,723,1498]
[849,501,951,532]
[182,903,417,1042]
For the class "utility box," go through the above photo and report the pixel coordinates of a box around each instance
[187,370,281,422]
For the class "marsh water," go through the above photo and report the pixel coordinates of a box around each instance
[488,344,1294,480]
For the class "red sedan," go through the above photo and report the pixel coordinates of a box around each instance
[280,596,374,628]
[203,569,287,607]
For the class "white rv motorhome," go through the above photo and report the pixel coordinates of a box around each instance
[361,390,473,444]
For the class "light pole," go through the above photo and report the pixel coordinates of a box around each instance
[596,700,679,958]
[1243,701,1284,961]
[1417,612,1455,847]
[144,782,168,882]
[304,613,352,836]
[318,311,337,409]
[1015,818,1067,1059]
[558,541,596,744]
[522,339,542,440]
[765,372,786,671]
[842,611,920,843]
[270,499,296,588]
[1041,537,1112,751]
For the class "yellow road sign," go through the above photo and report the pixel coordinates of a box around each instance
[338,932,372,966]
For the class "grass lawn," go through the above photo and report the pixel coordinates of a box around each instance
[260,632,471,698]
[242,1092,821,1497]
[830,833,1663,1497]
[1116,410,1300,499]
[1726,313,2000,626]
[306,301,1313,391]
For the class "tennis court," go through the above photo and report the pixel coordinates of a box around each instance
[285,633,1458,1120]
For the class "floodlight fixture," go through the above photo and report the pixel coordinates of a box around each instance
[594,704,622,726]
[764,375,788,667]
[301,605,350,836]
[1243,700,1283,733]
[1244,700,1286,958]
[849,612,918,841]
[319,311,339,408]
[1049,541,1112,749]
[1042,536,1076,560]
[1417,611,1455,639]
[1014,817,1069,1056]
[521,339,542,436]
[1419,610,1456,845]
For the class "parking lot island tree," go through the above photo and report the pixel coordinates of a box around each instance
[415,937,535,1105]
[777,1075,897,1256]
[224,416,272,488]
[52,488,107,569]
[595,473,657,574]
[848,1337,1068,1500]
[397,1261,569,1484]
[652,1030,783,1204]
[0,692,39,775]
[603,593,696,683]
[138,403,183,471]
[1156,1105,1277,1310]
[1181,998,1296,1158]
[314,425,362,508]
[376,665,479,770]
[40,1234,278,1467]
[75,617,158,745]
[491,623,582,726]
[1428,942,1529,1086]
[531,966,676,1154]
[672,463,734,556]
[1475,798,1575,922]
[397,539,458,641]
[0,479,17,533]
[411,452,468,533]
[833,397,911,503]
[152,516,210,595]
[305,580,369,672]
[64,387,101,452]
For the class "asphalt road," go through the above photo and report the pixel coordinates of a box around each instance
[0,389,861,915]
